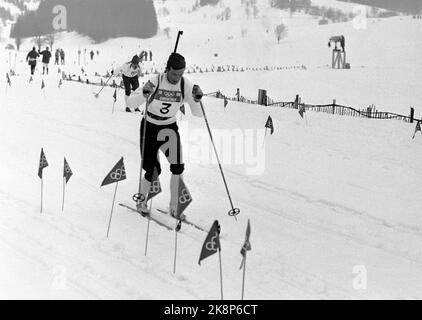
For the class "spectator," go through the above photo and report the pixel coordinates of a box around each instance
[60,49,65,65]
[26,47,39,75]
[55,49,60,65]
[39,47,52,75]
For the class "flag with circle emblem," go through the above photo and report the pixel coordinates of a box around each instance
[38,148,48,179]
[199,220,221,265]
[101,157,126,187]
[240,219,251,269]
[63,157,73,184]
[176,177,192,217]
[147,166,161,201]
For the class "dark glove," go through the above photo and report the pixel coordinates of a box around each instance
[192,84,203,102]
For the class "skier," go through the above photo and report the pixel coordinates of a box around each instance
[55,49,60,65]
[60,49,65,65]
[26,47,40,75]
[90,50,95,61]
[136,52,204,219]
[112,54,143,112]
[38,47,52,75]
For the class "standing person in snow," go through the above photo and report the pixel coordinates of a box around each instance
[26,47,39,75]
[136,52,204,219]
[55,49,60,65]
[38,47,52,75]
[112,55,143,112]
[60,49,65,65]
[90,50,94,61]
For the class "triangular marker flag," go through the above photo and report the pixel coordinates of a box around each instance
[177,178,192,217]
[63,157,73,183]
[147,167,161,201]
[240,219,251,269]
[38,148,49,179]
[199,220,221,265]
[265,116,274,135]
[101,157,126,187]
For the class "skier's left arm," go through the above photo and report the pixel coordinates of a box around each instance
[183,77,203,117]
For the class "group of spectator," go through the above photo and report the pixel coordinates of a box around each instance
[25,46,66,75]
[55,49,66,65]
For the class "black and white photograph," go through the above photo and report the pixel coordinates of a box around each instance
[1,0,422,303]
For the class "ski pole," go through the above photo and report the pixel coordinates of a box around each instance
[199,100,240,220]
[94,74,113,98]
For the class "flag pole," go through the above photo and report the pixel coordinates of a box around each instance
[144,199,152,256]
[173,193,182,274]
[106,182,119,238]
[241,254,247,300]
[219,249,224,300]
[262,128,268,148]
[62,176,66,212]
[112,100,116,114]
[40,178,43,214]
[173,227,179,274]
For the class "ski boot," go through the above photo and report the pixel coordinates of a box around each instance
[135,177,152,217]
[136,197,149,217]
[125,107,132,112]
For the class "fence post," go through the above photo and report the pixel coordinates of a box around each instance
[258,89,267,106]
[410,107,414,123]
[237,88,240,101]
[332,99,336,114]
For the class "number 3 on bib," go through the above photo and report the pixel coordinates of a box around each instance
[160,103,171,115]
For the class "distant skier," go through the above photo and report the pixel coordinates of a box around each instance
[90,50,95,61]
[149,50,152,61]
[340,35,345,52]
[135,52,204,219]
[26,47,40,75]
[55,49,60,65]
[60,49,65,65]
[112,54,143,112]
[38,47,52,75]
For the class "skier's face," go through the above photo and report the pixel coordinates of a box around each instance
[166,67,185,85]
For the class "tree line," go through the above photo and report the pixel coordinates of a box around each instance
[10,0,158,43]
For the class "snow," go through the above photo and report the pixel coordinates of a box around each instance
[0,0,422,300]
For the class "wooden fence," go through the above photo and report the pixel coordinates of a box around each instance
[206,90,418,124]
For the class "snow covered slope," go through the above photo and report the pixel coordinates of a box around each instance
[0,0,422,299]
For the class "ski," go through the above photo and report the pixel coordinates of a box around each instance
[118,203,180,231]
[155,208,208,233]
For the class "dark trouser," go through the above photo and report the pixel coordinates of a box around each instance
[30,64,36,75]
[122,74,139,96]
[140,119,183,182]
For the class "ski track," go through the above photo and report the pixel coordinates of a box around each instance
[222,167,422,267]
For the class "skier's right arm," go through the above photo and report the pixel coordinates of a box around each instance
[142,75,158,98]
